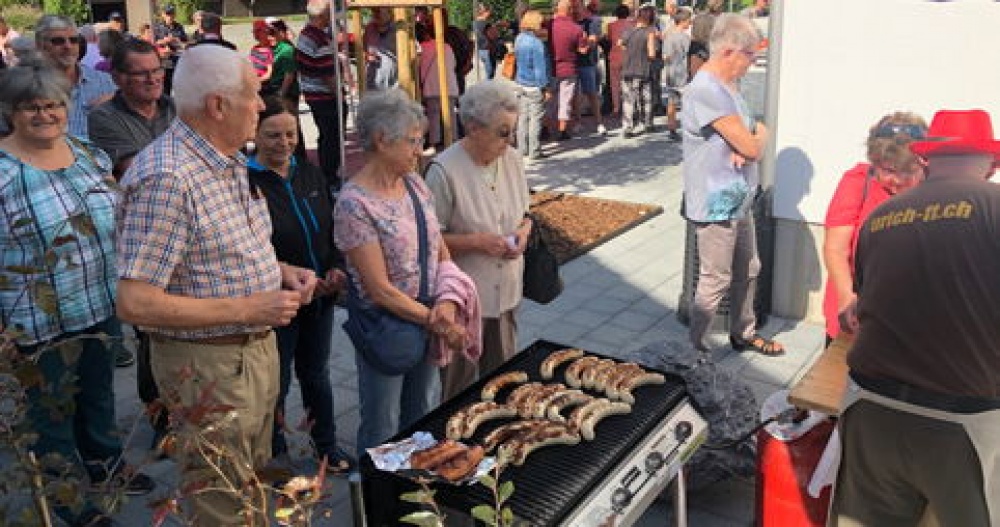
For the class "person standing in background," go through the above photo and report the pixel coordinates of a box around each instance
[573,0,607,136]
[514,9,550,160]
[250,20,276,94]
[0,16,22,66]
[662,6,692,141]
[604,4,634,120]
[153,4,188,94]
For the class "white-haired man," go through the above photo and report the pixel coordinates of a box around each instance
[116,45,317,526]
[681,13,783,356]
[831,109,1000,527]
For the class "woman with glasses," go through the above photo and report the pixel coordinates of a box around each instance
[823,112,928,344]
[0,62,154,527]
[426,80,532,400]
[334,89,465,451]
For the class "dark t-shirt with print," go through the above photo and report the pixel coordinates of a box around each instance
[849,177,1000,398]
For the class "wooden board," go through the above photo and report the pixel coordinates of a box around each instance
[788,334,853,416]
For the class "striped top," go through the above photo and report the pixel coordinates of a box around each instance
[117,120,282,339]
[295,24,337,100]
[69,65,117,141]
[0,139,118,345]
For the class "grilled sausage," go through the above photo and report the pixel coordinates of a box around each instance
[580,401,632,441]
[618,372,666,404]
[410,440,464,471]
[434,445,485,482]
[481,371,528,401]
[540,348,585,379]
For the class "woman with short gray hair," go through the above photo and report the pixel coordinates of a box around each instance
[426,79,533,399]
[0,62,155,527]
[335,88,465,452]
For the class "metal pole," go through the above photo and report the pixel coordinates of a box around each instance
[349,472,368,527]
[330,0,347,185]
[351,9,366,95]
[671,467,687,527]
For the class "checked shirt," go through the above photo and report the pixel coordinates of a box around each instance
[117,120,281,339]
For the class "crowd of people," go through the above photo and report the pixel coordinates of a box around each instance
[3,0,995,526]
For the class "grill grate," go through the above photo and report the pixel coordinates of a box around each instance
[360,340,688,526]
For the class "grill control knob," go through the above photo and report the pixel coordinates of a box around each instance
[645,451,665,472]
[611,487,633,509]
[675,421,693,442]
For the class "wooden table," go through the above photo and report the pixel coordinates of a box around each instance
[788,334,853,416]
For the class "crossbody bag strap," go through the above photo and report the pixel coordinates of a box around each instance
[403,176,430,300]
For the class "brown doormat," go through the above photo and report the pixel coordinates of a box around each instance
[530,190,664,264]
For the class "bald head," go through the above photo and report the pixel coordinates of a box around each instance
[556,0,572,16]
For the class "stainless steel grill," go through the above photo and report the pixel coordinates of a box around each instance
[358,340,707,526]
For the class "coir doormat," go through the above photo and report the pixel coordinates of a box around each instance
[529,190,664,264]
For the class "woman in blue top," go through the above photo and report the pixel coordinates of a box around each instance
[513,9,550,160]
[247,97,355,475]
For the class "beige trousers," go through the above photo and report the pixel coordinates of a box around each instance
[440,310,518,401]
[150,333,279,526]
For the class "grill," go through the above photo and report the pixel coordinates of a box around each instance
[359,340,706,526]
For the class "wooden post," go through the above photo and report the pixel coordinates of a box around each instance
[351,9,366,95]
[393,7,415,97]
[432,7,453,146]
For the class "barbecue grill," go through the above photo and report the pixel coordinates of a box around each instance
[357,340,708,526]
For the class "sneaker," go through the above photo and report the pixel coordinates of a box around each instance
[558,130,571,141]
[668,130,682,142]
[527,152,548,161]
[114,348,135,368]
[633,124,647,136]
[597,124,607,136]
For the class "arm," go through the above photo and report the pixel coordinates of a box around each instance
[823,225,857,312]
[711,116,767,161]
[646,30,657,59]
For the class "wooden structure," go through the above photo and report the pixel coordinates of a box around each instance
[344,0,454,146]
[788,334,852,416]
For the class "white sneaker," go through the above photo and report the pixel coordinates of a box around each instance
[597,124,607,136]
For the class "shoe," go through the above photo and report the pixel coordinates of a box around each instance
[668,130,682,142]
[114,347,134,368]
[621,129,634,139]
[320,446,357,477]
[558,130,571,141]
[597,124,607,136]
[527,152,548,161]
[91,471,156,496]
[633,124,647,136]
[730,334,786,357]
[539,127,551,140]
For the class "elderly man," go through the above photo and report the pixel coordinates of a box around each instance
[116,45,316,525]
[681,14,783,356]
[549,0,588,140]
[35,15,116,140]
[831,109,1000,527]
[297,0,344,192]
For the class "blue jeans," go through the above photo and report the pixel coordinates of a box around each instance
[355,350,438,455]
[479,49,495,79]
[273,298,339,458]
[19,318,122,523]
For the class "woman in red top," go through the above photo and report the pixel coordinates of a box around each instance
[249,20,276,94]
[822,112,927,343]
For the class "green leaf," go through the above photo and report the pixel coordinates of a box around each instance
[399,489,436,504]
[68,213,96,237]
[11,217,33,229]
[478,474,497,489]
[31,282,58,316]
[501,506,514,526]
[498,480,514,504]
[470,505,497,526]
[399,511,444,527]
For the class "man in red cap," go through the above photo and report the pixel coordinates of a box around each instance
[832,109,1000,526]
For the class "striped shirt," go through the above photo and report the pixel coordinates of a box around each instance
[69,65,117,141]
[295,24,337,100]
[117,120,282,339]
[0,139,119,345]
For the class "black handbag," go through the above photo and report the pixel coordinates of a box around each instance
[522,216,563,304]
[342,178,432,376]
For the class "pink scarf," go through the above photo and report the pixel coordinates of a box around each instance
[430,260,482,366]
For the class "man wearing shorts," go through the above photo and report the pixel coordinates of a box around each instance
[574,0,606,135]
[549,0,588,140]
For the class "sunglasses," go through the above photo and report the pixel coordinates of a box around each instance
[47,35,81,46]
[872,124,927,140]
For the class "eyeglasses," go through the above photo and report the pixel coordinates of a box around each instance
[46,35,81,46]
[872,124,927,140]
[493,126,513,140]
[124,66,166,79]
[403,136,425,149]
[16,101,67,116]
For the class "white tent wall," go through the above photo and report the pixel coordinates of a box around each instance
[765,0,1000,322]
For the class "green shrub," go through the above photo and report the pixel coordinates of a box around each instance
[0,4,43,31]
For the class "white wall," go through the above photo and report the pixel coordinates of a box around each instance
[769,0,1000,223]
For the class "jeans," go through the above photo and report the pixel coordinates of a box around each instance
[479,49,494,79]
[19,318,122,524]
[272,298,339,458]
[688,215,761,350]
[355,350,439,455]
[517,87,546,158]
[306,98,344,192]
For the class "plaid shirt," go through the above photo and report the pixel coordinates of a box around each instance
[69,65,117,141]
[117,120,282,339]
[0,139,118,345]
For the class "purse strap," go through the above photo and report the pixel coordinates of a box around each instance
[403,176,430,300]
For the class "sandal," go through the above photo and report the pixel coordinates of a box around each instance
[322,446,357,476]
[730,334,785,356]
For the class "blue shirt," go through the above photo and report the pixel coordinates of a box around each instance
[514,32,549,89]
[69,65,117,141]
[0,138,119,345]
